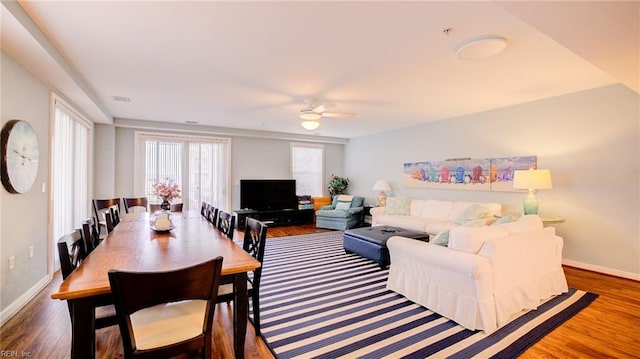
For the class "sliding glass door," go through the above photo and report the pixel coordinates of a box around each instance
[134,132,230,211]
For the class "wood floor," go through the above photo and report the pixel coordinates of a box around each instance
[1,224,639,358]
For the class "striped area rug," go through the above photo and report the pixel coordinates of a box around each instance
[258,231,597,359]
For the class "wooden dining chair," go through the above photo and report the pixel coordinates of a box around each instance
[217,218,267,334]
[200,201,208,217]
[93,198,122,234]
[123,197,149,213]
[110,206,121,226]
[149,202,184,212]
[57,230,117,329]
[216,210,235,240]
[81,217,100,254]
[207,205,219,226]
[108,257,224,359]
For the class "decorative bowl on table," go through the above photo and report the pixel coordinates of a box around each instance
[151,211,175,232]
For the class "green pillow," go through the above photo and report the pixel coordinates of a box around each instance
[385,197,410,215]
[432,230,450,246]
[454,204,489,225]
[492,213,520,225]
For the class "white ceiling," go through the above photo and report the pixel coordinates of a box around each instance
[3,1,638,139]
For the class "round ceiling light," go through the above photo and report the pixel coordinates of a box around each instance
[301,119,320,131]
[455,36,507,60]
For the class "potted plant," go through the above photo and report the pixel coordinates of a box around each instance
[328,174,349,197]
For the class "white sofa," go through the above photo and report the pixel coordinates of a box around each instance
[370,198,502,235]
[386,215,568,333]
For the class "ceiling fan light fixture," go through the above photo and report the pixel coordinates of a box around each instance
[300,111,322,121]
[301,119,320,131]
[455,35,507,60]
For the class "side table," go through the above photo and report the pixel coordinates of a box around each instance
[540,216,565,226]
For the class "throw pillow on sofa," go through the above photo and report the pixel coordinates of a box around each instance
[492,212,520,225]
[335,201,351,210]
[432,230,450,246]
[385,197,411,215]
[454,204,489,225]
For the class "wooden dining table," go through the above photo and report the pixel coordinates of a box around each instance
[51,211,261,359]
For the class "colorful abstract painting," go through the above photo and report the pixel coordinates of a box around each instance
[488,156,537,192]
[403,156,536,192]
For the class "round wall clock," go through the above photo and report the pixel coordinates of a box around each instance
[1,120,39,194]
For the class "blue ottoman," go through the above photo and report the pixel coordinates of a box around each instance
[343,226,430,269]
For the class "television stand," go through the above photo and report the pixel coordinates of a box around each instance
[233,208,314,229]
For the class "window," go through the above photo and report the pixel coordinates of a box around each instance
[291,143,323,196]
[135,133,230,211]
[51,96,92,269]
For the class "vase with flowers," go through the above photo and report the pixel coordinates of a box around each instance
[152,181,181,211]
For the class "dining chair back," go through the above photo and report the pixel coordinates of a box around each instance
[200,201,207,217]
[123,197,148,213]
[81,217,100,254]
[217,217,267,334]
[57,229,87,280]
[208,205,219,226]
[93,198,122,234]
[57,230,117,329]
[110,206,121,226]
[108,257,224,359]
[216,210,235,240]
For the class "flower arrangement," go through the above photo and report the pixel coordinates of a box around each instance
[328,174,349,196]
[152,181,181,203]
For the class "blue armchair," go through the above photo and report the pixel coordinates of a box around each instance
[315,195,365,230]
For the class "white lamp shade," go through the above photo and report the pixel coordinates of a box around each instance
[513,169,553,190]
[372,180,391,191]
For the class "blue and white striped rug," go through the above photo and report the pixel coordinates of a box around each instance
[258,231,597,359]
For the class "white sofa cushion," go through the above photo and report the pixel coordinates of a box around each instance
[448,226,510,253]
[419,200,453,220]
[374,215,429,232]
[409,199,425,216]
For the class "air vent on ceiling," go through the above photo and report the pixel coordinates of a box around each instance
[111,95,131,102]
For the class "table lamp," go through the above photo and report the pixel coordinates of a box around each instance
[512,169,553,215]
[372,180,391,206]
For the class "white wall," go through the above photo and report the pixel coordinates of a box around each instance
[345,84,640,278]
[109,123,346,211]
[1,52,51,320]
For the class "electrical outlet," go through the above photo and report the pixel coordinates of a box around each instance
[9,256,15,270]
[28,246,34,259]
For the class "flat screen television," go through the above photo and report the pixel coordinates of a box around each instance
[240,179,298,211]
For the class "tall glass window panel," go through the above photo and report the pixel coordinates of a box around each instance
[51,98,91,269]
[291,143,323,196]
[135,133,230,211]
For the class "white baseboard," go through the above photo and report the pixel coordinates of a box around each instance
[563,259,640,281]
[1,274,52,326]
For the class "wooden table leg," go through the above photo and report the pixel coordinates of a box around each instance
[70,297,96,359]
[233,272,248,359]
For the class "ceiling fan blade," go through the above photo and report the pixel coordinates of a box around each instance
[312,104,325,113]
[322,112,356,118]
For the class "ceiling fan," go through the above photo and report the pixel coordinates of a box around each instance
[299,98,355,130]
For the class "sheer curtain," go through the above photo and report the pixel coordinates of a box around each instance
[51,98,91,268]
[135,133,230,211]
